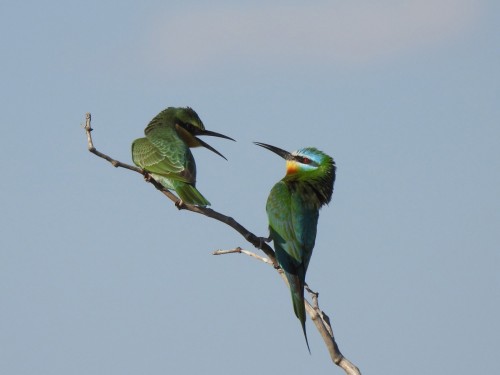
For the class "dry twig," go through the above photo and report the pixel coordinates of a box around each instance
[83,113,361,375]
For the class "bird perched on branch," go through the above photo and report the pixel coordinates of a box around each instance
[254,142,336,352]
[132,107,234,206]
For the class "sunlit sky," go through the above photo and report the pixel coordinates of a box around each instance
[1,1,499,374]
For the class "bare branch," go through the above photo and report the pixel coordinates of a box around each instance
[84,113,143,173]
[83,113,278,264]
[83,113,361,375]
[305,285,361,374]
[214,246,361,375]
[213,247,274,266]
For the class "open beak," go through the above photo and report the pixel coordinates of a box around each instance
[253,142,292,160]
[195,130,235,160]
[198,129,235,142]
[195,137,228,160]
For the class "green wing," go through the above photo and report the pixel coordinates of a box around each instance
[131,126,210,206]
[266,181,318,351]
[131,133,195,184]
[266,181,319,271]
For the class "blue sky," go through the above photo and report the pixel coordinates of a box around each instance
[1,1,499,374]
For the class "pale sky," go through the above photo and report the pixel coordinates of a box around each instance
[1,1,499,374]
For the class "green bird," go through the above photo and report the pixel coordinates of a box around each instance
[132,107,234,206]
[254,142,336,352]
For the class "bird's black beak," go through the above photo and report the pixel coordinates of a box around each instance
[253,142,292,160]
[195,137,230,160]
[198,129,235,142]
[194,130,235,161]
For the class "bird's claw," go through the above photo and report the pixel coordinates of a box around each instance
[257,235,272,249]
[175,199,185,209]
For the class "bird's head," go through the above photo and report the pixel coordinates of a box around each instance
[168,107,235,159]
[254,142,336,204]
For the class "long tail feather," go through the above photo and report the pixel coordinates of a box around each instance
[171,180,211,207]
[286,271,311,353]
[152,175,211,206]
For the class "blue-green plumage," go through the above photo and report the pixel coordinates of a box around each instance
[255,143,336,352]
[132,107,234,206]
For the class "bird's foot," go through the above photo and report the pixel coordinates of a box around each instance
[257,235,272,249]
[144,173,153,182]
[175,199,185,210]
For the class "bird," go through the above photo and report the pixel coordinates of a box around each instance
[254,142,336,352]
[132,107,234,206]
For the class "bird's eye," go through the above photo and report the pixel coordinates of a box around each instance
[302,157,311,164]
[180,122,194,132]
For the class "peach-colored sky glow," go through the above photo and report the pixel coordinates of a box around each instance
[146,1,481,71]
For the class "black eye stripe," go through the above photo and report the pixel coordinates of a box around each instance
[179,121,195,133]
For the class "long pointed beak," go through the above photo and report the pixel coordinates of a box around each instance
[193,129,235,160]
[197,129,236,142]
[195,137,229,160]
[253,142,292,160]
